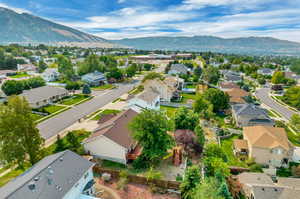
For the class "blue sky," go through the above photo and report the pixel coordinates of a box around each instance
[0,0,300,42]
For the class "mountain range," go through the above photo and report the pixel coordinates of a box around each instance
[1,7,300,56]
[112,36,300,56]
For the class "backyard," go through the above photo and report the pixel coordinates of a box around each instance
[160,105,177,118]
[181,93,197,103]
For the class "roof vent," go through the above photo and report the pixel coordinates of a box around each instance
[28,182,36,191]
[47,178,53,185]
[274,188,278,192]
[59,157,63,162]
[48,168,54,175]
[262,188,265,191]
[34,176,40,181]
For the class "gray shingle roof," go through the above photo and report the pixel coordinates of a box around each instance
[169,64,189,74]
[233,103,268,116]
[136,89,159,104]
[19,86,68,104]
[0,150,94,199]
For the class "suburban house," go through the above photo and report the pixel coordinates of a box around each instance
[0,150,96,199]
[225,88,249,104]
[81,71,107,86]
[234,126,293,167]
[83,109,141,164]
[20,86,69,108]
[257,68,275,76]
[219,82,240,91]
[128,88,160,112]
[232,103,274,127]
[236,172,300,199]
[42,68,60,82]
[168,64,189,75]
[284,71,300,85]
[17,64,37,73]
[221,70,242,82]
[143,77,181,102]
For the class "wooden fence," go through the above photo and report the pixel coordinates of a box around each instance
[93,166,181,190]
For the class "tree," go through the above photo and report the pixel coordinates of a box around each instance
[204,143,227,161]
[282,86,300,109]
[180,165,201,199]
[194,125,205,146]
[106,67,123,81]
[142,72,164,82]
[291,114,300,130]
[56,55,74,80]
[193,95,214,119]
[78,54,105,75]
[271,71,285,84]
[66,131,80,152]
[143,63,153,71]
[1,80,24,95]
[54,135,65,153]
[202,66,220,84]
[174,107,199,130]
[125,64,137,77]
[193,177,225,199]
[65,81,81,91]
[203,88,229,112]
[82,84,91,95]
[204,157,230,177]
[130,110,174,166]
[0,96,44,167]
[38,60,47,73]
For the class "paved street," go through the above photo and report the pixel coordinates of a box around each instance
[255,88,298,120]
[37,82,136,141]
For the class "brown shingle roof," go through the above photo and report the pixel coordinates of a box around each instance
[226,88,249,104]
[243,126,291,150]
[85,109,138,148]
[220,82,240,90]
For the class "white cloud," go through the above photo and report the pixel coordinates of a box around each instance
[117,0,126,3]
[0,3,31,14]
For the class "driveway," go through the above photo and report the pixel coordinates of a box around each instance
[37,83,136,141]
[255,88,298,121]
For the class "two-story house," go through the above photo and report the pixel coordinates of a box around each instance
[234,126,294,167]
[81,71,107,86]
[0,150,96,199]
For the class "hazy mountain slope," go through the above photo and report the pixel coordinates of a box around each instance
[112,36,300,56]
[0,7,106,43]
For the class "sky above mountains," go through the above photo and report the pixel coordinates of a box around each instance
[0,0,300,42]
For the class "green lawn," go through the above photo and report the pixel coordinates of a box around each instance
[0,169,27,187]
[160,105,177,118]
[221,135,248,168]
[59,94,91,106]
[181,93,197,103]
[91,109,121,121]
[92,84,116,91]
[30,113,45,121]
[9,73,30,78]
[186,84,196,89]
[34,105,66,114]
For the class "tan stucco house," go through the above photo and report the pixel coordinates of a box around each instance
[234,126,294,168]
[143,78,176,102]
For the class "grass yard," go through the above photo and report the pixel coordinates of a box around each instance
[0,169,27,187]
[92,109,121,121]
[160,105,177,118]
[221,135,248,168]
[9,73,30,79]
[92,84,116,91]
[30,113,45,121]
[34,104,66,114]
[181,93,197,103]
[59,94,91,106]
[185,84,196,89]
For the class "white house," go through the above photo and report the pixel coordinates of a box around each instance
[42,68,60,82]
[257,68,275,76]
[0,150,96,199]
[17,64,37,73]
[128,88,160,112]
[83,109,141,164]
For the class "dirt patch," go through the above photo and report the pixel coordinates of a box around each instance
[97,179,180,199]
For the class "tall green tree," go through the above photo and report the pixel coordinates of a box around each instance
[291,114,300,130]
[0,96,44,167]
[56,55,74,80]
[271,71,286,84]
[180,165,201,199]
[174,107,199,130]
[193,95,214,119]
[130,110,174,166]
[38,60,47,73]
[82,84,91,95]
[202,66,220,84]
[203,88,229,112]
